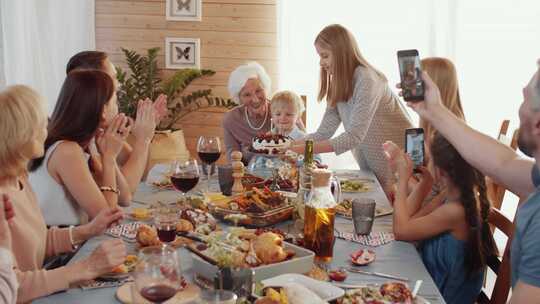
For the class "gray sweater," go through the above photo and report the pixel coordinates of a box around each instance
[308,65,413,195]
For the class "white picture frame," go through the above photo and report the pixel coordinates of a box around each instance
[166,0,202,22]
[165,37,201,69]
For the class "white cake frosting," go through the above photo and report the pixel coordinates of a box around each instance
[251,134,292,154]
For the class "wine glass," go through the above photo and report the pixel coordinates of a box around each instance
[133,245,184,304]
[170,158,200,200]
[197,136,222,192]
[154,203,178,244]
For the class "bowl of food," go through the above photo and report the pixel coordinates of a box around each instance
[350,249,376,266]
[191,230,314,282]
[340,282,419,304]
[208,188,293,227]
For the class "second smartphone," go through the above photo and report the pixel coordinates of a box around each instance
[405,128,425,170]
[397,49,425,102]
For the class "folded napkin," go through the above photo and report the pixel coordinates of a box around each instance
[334,230,394,247]
[105,222,141,242]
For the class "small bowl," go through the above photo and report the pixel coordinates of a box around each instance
[328,269,348,282]
[350,249,376,266]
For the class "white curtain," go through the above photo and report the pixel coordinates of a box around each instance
[0,0,95,114]
[278,0,540,169]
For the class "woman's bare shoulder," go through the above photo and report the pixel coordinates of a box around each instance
[53,141,84,156]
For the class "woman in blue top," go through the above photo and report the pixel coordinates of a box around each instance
[384,133,497,304]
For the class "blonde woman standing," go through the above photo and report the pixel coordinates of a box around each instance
[291,24,412,197]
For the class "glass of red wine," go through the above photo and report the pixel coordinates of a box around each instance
[170,158,200,200]
[197,136,222,192]
[133,245,184,304]
[154,203,178,243]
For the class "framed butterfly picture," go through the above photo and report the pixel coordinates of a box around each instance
[166,0,202,21]
[165,37,201,69]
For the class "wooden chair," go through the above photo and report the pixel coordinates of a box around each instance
[497,120,510,141]
[477,208,514,304]
[300,95,307,127]
[486,120,518,209]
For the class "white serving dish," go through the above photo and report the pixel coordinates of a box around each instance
[258,273,345,302]
[191,242,314,282]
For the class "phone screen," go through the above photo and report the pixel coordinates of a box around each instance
[405,130,425,168]
[398,51,424,101]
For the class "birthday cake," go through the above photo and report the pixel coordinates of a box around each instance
[251,133,292,155]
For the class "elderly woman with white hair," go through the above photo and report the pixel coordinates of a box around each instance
[223,61,272,162]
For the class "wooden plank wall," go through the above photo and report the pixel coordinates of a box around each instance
[95,0,278,164]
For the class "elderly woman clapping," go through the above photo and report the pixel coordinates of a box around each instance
[222,62,273,163]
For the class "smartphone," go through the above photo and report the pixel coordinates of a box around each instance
[397,49,425,101]
[405,128,425,170]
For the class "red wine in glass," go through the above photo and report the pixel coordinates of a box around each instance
[197,136,222,192]
[156,225,177,243]
[170,174,199,193]
[198,151,221,165]
[140,284,177,303]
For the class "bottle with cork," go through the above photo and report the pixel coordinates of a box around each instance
[303,168,337,263]
[295,139,316,221]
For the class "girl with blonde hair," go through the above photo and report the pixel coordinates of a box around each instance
[291,24,412,197]
[0,85,126,303]
[420,57,465,143]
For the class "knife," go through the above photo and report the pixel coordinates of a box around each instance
[346,268,409,282]
[184,244,219,266]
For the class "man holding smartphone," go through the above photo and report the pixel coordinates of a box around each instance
[404,59,540,303]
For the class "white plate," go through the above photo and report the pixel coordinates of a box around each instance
[337,285,431,304]
[260,273,345,302]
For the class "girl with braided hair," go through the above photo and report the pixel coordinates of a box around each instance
[384,133,497,304]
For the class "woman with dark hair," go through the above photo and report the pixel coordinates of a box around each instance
[384,134,497,304]
[65,50,167,194]
[29,70,132,226]
[65,51,109,74]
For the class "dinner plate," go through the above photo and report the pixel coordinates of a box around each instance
[336,206,393,219]
[337,285,431,304]
[257,273,345,302]
[340,178,375,193]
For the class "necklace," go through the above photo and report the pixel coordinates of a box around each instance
[244,104,268,131]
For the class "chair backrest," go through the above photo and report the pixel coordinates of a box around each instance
[300,95,307,127]
[486,120,517,209]
[510,128,519,151]
[497,120,510,140]
[477,208,514,304]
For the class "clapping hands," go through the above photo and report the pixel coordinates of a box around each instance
[96,114,131,159]
[383,141,413,183]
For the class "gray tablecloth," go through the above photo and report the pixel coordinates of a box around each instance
[33,169,445,304]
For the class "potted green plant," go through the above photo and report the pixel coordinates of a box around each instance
[116,47,236,171]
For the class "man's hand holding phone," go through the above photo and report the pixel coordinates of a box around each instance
[397,71,445,124]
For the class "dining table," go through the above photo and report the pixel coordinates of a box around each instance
[33,166,445,304]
